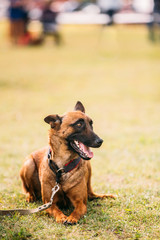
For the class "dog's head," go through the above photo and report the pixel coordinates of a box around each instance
[44,101,103,160]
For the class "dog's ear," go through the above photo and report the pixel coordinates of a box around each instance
[44,115,62,130]
[74,101,85,113]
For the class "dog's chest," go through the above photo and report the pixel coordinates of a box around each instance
[40,157,88,193]
[61,161,88,192]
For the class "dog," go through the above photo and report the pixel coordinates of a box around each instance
[20,101,115,224]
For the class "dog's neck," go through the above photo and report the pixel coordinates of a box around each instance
[48,133,78,168]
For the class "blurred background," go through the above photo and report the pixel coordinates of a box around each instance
[0,0,159,45]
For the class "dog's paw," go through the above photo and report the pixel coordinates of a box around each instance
[26,194,35,203]
[56,215,68,224]
[64,216,78,225]
[102,194,116,199]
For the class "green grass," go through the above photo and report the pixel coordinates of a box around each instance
[0,21,160,239]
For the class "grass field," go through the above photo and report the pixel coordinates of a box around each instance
[0,21,160,239]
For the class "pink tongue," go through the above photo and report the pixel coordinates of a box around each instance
[79,142,94,158]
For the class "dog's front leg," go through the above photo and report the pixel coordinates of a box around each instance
[65,199,87,225]
[46,204,67,224]
[65,183,87,225]
[42,184,67,224]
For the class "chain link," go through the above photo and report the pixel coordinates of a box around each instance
[37,184,60,212]
[50,184,60,204]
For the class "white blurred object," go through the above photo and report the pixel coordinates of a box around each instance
[97,0,122,11]
[0,0,9,19]
[82,4,101,14]
[57,12,110,24]
[133,0,154,13]
[61,0,79,12]
[29,8,42,21]
[114,12,153,24]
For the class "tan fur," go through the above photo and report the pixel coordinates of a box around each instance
[20,104,115,224]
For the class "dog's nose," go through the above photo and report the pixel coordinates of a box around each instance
[95,138,103,146]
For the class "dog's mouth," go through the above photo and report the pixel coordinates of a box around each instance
[70,140,93,160]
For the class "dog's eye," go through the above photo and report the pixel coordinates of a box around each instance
[72,119,85,129]
[89,120,93,129]
[76,122,82,128]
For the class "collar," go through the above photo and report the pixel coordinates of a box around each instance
[48,148,82,184]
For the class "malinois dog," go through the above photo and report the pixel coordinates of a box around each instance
[20,101,115,224]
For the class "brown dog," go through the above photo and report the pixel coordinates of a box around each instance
[20,101,115,224]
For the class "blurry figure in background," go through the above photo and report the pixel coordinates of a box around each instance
[41,0,62,45]
[148,0,160,42]
[27,0,44,45]
[121,0,133,12]
[97,0,122,25]
[8,0,29,45]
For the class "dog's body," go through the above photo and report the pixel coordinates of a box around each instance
[20,102,114,224]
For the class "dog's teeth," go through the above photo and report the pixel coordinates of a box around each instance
[75,140,80,150]
[74,141,89,158]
